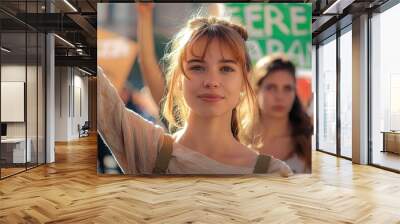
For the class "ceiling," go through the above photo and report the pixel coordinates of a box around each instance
[0,0,99,73]
[0,0,395,73]
[308,0,390,43]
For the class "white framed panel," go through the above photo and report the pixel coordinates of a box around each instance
[1,82,25,122]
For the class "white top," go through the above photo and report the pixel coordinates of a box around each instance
[284,154,310,173]
[97,67,292,175]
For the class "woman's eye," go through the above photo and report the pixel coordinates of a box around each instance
[265,85,276,91]
[221,66,235,73]
[284,86,294,92]
[189,65,205,72]
[284,86,292,92]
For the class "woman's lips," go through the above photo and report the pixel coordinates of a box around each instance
[198,93,224,102]
[272,105,286,111]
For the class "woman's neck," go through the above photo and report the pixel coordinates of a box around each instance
[175,112,238,157]
[256,115,294,160]
[260,115,291,139]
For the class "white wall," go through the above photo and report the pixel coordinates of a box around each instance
[54,67,89,141]
[55,66,69,141]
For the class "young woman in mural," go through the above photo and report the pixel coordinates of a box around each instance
[98,10,292,175]
[135,4,311,173]
[244,55,313,173]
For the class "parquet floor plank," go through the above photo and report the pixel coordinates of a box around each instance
[0,135,399,223]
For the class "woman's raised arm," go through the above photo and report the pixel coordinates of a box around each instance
[97,67,165,174]
[136,3,166,106]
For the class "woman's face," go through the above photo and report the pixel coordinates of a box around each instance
[182,37,244,118]
[257,70,296,119]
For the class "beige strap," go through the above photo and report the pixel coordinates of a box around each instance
[253,154,271,174]
[152,134,174,174]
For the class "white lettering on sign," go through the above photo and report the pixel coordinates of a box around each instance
[247,40,263,61]
[248,39,311,68]
[266,39,284,53]
[264,5,290,36]
[225,4,311,68]
[306,43,312,68]
[244,4,263,38]
[225,5,242,24]
[290,6,308,36]
[226,4,309,37]
[287,40,304,66]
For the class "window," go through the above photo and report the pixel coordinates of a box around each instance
[339,27,352,158]
[371,3,400,171]
[317,36,337,154]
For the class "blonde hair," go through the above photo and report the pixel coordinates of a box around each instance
[161,16,257,142]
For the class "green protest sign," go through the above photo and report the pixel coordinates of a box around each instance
[223,3,312,70]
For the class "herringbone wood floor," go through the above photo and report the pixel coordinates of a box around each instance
[0,135,399,224]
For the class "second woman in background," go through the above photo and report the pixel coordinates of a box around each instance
[245,55,313,173]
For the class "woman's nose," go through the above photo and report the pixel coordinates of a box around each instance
[203,80,220,88]
[274,89,285,100]
[203,71,220,88]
